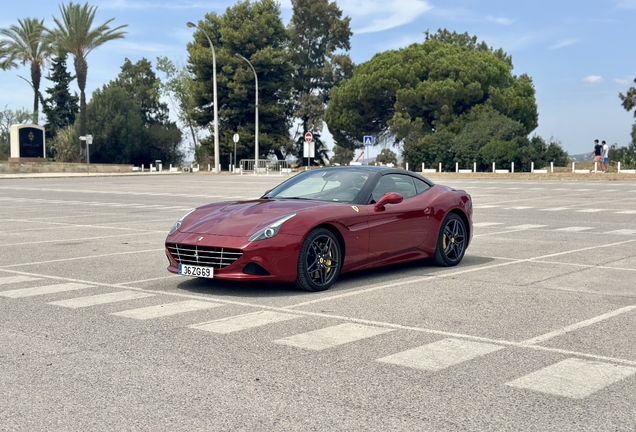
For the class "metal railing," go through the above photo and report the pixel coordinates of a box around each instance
[238,159,292,175]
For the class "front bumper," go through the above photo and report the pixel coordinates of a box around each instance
[165,231,302,283]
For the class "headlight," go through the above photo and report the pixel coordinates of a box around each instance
[168,209,195,235]
[249,214,296,242]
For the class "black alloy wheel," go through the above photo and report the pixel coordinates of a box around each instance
[296,228,342,292]
[433,213,467,267]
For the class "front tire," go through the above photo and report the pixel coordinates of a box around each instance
[434,213,467,267]
[296,228,342,292]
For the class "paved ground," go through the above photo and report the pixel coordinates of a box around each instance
[1,173,635,431]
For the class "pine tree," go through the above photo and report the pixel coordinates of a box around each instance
[42,53,79,139]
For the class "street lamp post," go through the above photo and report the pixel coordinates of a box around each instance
[235,53,258,174]
[187,21,219,174]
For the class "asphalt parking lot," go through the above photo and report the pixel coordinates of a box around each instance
[1,173,635,431]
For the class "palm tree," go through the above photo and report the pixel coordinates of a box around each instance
[50,2,127,148]
[0,18,52,124]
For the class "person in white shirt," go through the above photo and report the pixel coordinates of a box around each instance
[601,140,609,172]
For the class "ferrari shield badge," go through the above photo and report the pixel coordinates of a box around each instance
[351,206,359,213]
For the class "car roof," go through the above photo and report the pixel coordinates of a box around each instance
[315,165,435,185]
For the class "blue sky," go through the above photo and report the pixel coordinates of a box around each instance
[1,0,635,156]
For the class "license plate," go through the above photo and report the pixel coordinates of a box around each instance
[178,264,214,278]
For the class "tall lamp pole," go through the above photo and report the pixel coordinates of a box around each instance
[187,21,219,173]
[235,53,258,174]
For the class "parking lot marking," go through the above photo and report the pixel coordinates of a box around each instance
[506,206,534,210]
[520,305,636,346]
[507,224,547,230]
[0,249,164,268]
[540,207,570,212]
[111,300,222,320]
[577,209,606,213]
[473,222,504,227]
[474,205,500,208]
[190,311,301,334]
[616,210,636,214]
[604,229,636,235]
[505,358,636,399]
[0,275,41,285]
[273,323,394,351]
[377,338,503,371]
[554,227,594,232]
[0,283,94,298]
[48,291,154,308]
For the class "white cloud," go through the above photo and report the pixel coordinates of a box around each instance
[614,75,636,86]
[336,0,434,34]
[582,75,603,84]
[549,38,578,50]
[485,15,514,25]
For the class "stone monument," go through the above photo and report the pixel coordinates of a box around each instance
[9,124,46,162]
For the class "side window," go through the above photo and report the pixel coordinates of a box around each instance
[413,177,431,195]
[371,174,417,202]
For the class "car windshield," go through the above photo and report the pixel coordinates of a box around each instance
[265,169,371,203]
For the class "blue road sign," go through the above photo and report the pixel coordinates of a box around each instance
[363,135,373,146]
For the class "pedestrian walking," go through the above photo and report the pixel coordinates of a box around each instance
[601,140,609,172]
[590,139,603,172]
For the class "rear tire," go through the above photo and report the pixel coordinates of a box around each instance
[433,213,467,267]
[295,228,342,292]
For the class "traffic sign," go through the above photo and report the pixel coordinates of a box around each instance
[304,132,313,143]
[363,135,373,146]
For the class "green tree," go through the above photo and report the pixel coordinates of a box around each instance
[375,148,398,165]
[326,30,539,170]
[187,0,293,166]
[0,106,32,159]
[0,18,53,124]
[330,144,354,165]
[87,58,184,166]
[50,1,127,152]
[288,0,354,164]
[42,52,79,141]
[614,78,636,169]
[86,85,143,164]
[156,56,202,156]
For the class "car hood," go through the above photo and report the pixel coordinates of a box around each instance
[179,199,333,236]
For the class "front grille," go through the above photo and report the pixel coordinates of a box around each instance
[167,243,243,269]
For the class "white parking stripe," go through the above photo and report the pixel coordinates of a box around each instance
[0,283,93,298]
[540,207,570,212]
[554,227,594,232]
[474,205,500,208]
[49,291,154,308]
[473,222,504,227]
[605,229,636,235]
[577,209,606,213]
[273,323,394,351]
[190,310,300,334]
[0,275,41,285]
[505,358,636,399]
[507,224,547,230]
[111,300,222,319]
[377,338,503,371]
[616,210,636,214]
[506,206,533,210]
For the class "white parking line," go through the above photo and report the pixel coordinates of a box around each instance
[190,311,301,334]
[554,227,594,232]
[616,210,636,214]
[0,283,94,298]
[377,338,503,371]
[49,291,154,308]
[507,224,547,230]
[111,300,222,320]
[273,323,394,351]
[540,207,570,212]
[605,229,636,235]
[505,358,636,399]
[0,275,41,285]
[577,209,606,213]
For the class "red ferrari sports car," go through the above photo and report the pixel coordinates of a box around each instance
[165,166,472,291]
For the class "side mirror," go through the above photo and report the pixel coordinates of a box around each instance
[374,192,403,211]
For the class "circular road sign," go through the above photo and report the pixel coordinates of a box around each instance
[304,132,313,142]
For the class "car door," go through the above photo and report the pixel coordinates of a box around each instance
[365,173,433,260]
